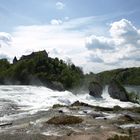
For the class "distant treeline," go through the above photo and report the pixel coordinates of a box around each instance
[97,67,140,85]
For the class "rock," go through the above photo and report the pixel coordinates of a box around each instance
[67,130,74,136]
[95,106,113,111]
[52,104,66,108]
[115,112,140,125]
[83,110,88,114]
[51,81,65,91]
[46,115,83,125]
[88,81,103,98]
[127,107,140,113]
[117,114,137,124]
[91,113,105,118]
[71,101,92,107]
[113,105,122,112]
[46,81,65,91]
[108,79,129,101]
[0,122,12,127]
[58,110,63,113]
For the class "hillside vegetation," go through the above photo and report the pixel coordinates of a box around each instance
[0,51,83,90]
[0,51,139,91]
[97,67,140,85]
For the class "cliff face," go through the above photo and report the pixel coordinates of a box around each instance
[108,79,129,101]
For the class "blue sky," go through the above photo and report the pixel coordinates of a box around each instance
[0,0,140,72]
[0,0,140,31]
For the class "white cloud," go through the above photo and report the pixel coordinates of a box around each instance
[0,18,140,73]
[2,18,88,69]
[86,19,140,70]
[56,2,65,10]
[8,16,101,64]
[110,19,140,45]
[0,32,12,47]
[50,19,63,25]
[110,19,138,38]
[86,35,114,50]
[0,32,13,60]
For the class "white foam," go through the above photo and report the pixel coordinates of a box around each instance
[0,85,78,111]
[0,85,139,121]
[120,124,140,129]
[77,86,139,108]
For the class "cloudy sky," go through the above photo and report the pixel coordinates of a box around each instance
[0,0,140,73]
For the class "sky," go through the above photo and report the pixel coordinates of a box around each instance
[0,0,140,73]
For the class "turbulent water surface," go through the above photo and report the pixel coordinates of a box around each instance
[0,85,139,122]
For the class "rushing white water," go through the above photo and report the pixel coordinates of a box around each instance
[0,85,139,121]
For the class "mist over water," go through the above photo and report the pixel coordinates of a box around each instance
[0,85,139,121]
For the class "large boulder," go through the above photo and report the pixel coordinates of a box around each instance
[108,79,129,101]
[88,81,103,98]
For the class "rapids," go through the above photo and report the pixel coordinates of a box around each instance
[0,85,139,121]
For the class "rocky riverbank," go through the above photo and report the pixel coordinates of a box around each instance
[0,101,140,140]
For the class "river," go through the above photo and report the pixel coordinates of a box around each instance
[0,85,139,122]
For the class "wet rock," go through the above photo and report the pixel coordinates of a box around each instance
[0,122,13,127]
[88,81,103,98]
[71,101,92,107]
[51,81,65,91]
[52,104,66,108]
[113,105,122,112]
[124,115,134,122]
[119,115,134,123]
[91,112,105,118]
[46,115,83,125]
[95,106,113,112]
[58,110,63,113]
[83,110,88,114]
[117,114,139,124]
[127,107,140,113]
[108,79,129,101]
[67,130,74,136]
